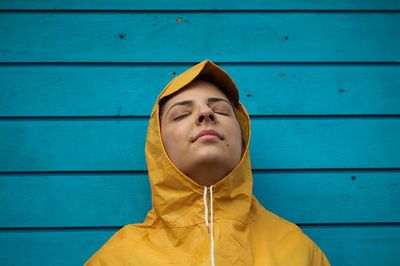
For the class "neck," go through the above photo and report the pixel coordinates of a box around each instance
[185,164,232,186]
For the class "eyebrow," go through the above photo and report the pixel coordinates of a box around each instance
[165,97,232,116]
[208,97,231,106]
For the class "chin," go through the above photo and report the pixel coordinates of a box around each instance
[194,155,237,171]
[194,148,226,160]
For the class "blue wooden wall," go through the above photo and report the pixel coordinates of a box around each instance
[1,1,400,265]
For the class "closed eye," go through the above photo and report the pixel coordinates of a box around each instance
[173,113,190,121]
[215,111,230,116]
[211,102,232,116]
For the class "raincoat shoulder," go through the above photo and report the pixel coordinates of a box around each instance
[249,199,330,265]
[84,223,153,265]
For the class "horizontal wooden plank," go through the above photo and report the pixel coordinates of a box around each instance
[1,65,400,116]
[0,171,398,227]
[1,0,400,10]
[0,13,399,62]
[302,225,400,266]
[0,229,113,266]
[255,171,400,224]
[0,118,148,171]
[0,173,151,228]
[1,118,399,171]
[0,225,399,266]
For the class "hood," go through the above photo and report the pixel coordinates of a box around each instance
[144,59,254,227]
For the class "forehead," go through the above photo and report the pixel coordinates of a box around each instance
[162,80,229,108]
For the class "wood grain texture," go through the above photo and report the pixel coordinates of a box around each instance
[1,118,399,171]
[1,65,400,116]
[0,13,399,62]
[0,171,399,227]
[0,225,399,266]
[302,225,400,266]
[1,2,399,265]
[1,0,400,10]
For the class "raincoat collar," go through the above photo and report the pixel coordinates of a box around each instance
[145,60,254,227]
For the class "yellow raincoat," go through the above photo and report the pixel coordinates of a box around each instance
[85,60,330,266]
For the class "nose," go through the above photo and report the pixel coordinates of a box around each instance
[196,106,215,125]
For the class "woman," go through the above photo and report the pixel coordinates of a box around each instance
[85,59,330,265]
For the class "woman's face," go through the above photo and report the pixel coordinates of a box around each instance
[160,80,242,184]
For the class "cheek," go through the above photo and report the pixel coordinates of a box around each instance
[226,122,243,154]
[161,125,189,153]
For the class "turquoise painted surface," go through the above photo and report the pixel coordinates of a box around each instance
[0,2,399,266]
[1,0,400,10]
[1,65,400,116]
[0,172,399,227]
[0,13,399,62]
[0,226,399,266]
[1,118,399,171]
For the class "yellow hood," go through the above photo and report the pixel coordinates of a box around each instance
[85,60,330,266]
[144,59,253,228]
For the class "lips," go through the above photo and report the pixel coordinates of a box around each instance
[192,129,223,142]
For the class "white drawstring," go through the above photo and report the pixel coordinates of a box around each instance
[210,186,215,266]
[203,186,215,266]
[203,186,209,228]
